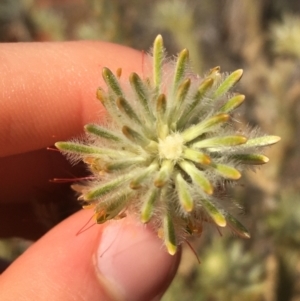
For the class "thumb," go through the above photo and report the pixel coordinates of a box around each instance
[0,210,180,301]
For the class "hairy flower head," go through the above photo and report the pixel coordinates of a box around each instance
[56,35,280,255]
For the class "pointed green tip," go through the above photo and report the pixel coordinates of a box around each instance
[263,156,269,163]
[202,155,212,165]
[202,199,226,227]
[155,34,163,44]
[181,48,189,58]
[183,203,194,212]
[243,232,251,239]
[234,69,244,79]
[233,154,270,165]
[141,213,151,224]
[232,171,241,180]
[205,183,214,195]
[166,241,177,255]
[101,67,111,84]
[259,135,281,146]
[198,177,214,195]
[141,216,149,224]
[154,180,166,188]
[226,213,251,238]
[83,194,91,201]
[102,66,110,77]
[246,135,281,147]
[216,166,241,180]
[54,142,64,150]
[153,35,164,54]
[216,218,227,228]
[270,136,281,144]
[129,72,137,83]
[211,211,227,227]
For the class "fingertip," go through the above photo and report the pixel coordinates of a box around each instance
[96,216,181,301]
[0,41,143,156]
[0,210,180,301]
[0,210,108,301]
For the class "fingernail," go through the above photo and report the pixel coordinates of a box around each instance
[94,216,179,301]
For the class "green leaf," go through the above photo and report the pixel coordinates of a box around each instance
[178,78,214,128]
[141,187,160,223]
[94,189,132,223]
[130,162,159,189]
[232,154,269,165]
[153,34,164,90]
[102,67,124,97]
[182,113,229,143]
[193,135,247,148]
[104,157,145,172]
[85,175,131,201]
[244,136,281,147]
[163,213,177,255]
[122,126,150,147]
[55,141,124,157]
[130,72,154,120]
[168,78,191,128]
[179,161,213,195]
[173,48,189,90]
[175,173,194,212]
[213,69,243,99]
[211,163,241,180]
[156,94,167,118]
[96,87,124,125]
[226,213,250,238]
[202,199,226,227]
[116,96,142,125]
[154,160,173,187]
[183,148,211,165]
[219,94,245,113]
[84,124,123,142]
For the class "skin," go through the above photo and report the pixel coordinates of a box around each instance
[0,41,180,301]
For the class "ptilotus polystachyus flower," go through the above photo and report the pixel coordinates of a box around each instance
[56,35,280,255]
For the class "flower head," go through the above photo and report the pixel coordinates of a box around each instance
[55,35,280,255]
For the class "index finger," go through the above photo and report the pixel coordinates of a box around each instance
[0,41,143,157]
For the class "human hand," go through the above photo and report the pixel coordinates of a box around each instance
[0,41,180,301]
